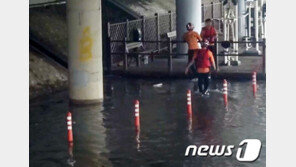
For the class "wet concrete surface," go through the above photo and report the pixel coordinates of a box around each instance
[30,76,265,167]
[112,56,265,80]
[29,49,68,99]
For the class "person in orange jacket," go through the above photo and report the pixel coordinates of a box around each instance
[185,41,216,95]
[200,18,217,53]
[183,22,203,63]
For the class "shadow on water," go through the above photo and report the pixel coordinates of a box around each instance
[30,77,265,167]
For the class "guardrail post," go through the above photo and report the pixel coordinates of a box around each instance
[123,37,128,71]
[211,2,214,19]
[221,2,224,33]
[106,36,112,73]
[215,39,219,71]
[107,22,111,37]
[141,16,145,42]
[155,13,160,52]
[221,2,224,16]
[202,4,205,21]
[106,22,112,74]
[248,6,252,37]
[262,38,266,74]
[168,38,173,74]
[169,11,173,32]
[126,19,129,40]
[136,51,141,67]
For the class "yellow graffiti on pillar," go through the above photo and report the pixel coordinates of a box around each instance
[79,26,93,61]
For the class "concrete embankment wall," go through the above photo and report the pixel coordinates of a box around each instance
[29,49,68,99]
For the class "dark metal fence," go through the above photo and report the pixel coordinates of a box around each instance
[108,12,177,64]
[107,2,224,66]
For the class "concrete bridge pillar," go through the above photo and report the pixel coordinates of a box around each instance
[176,0,202,54]
[67,0,103,104]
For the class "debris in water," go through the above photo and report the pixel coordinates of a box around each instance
[153,83,163,88]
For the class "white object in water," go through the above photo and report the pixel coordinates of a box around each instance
[191,78,198,82]
[143,55,149,64]
[153,83,163,88]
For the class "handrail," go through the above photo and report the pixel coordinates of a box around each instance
[107,38,266,74]
[110,40,265,44]
[29,0,66,8]
[110,52,263,57]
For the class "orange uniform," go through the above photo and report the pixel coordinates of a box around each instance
[200,26,217,44]
[193,49,215,73]
[183,31,203,50]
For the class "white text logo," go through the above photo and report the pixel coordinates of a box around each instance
[185,139,262,162]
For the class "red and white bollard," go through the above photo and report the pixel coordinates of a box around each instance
[187,90,192,117]
[223,79,228,107]
[134,100,140,131]
[252,72,257,96]
[67,112,73,143]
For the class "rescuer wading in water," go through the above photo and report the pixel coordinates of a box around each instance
[185,40,216,95]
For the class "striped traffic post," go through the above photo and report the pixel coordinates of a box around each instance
[134,100,140,131]
[67,112,73,143]
[252,72,257,96]
[187,90,192,117]
[223,79,228,107]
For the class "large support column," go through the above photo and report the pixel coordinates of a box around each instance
[223,9,229,65]
[238,0,246,39]
[176,0,202,54]
[67,0,103,104]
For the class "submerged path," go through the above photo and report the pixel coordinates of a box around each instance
[30,77,266,166]
[112,56,265,79]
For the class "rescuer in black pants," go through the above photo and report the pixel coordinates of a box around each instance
[185,41,216,95]
[196,73,211,94]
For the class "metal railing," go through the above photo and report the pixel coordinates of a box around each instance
[106,39,266,75]
[107,2,224,66]
[108,11,177,65]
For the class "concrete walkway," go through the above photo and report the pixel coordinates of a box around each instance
[112,56,265,80]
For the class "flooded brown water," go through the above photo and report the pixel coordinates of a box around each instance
[30,77,266,167]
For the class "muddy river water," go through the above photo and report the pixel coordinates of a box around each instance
[30,77,265,167]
